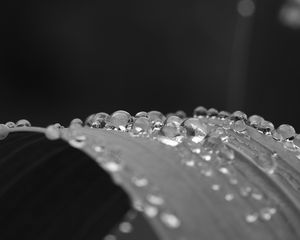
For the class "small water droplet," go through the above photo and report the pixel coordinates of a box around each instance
[90,112,109,128]
[202,154,211,161]
[212,184,221,191]
[5,121,15,128]
[232,120,247,133]
[240,186,252,197]
[69,135,86,148]
[207,108,218,118]
[166,115,183,127]
[245,213,258,223]
[259,207,276,221]
[218,111,230,119]
[160,212,181,228]
[119,222,132,233]
[70,118,83,128]
[147,194,165,205]
[217,146,235,161]
[277,124,296,140]
[271,130,283,142]
[183,158,196,167]
[132,175,149,187]
[157,136,180,146]
[225,193,234,201]
[251,190,263,201]
[293,134,300,148]
[144,205,158,218]
[283,140,298,151]
[93,145,104,153]
[16,119,31,127]
[104,234,116,240]
[257,120,274,135]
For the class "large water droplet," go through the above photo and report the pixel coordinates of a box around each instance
[277,124,296,140]
[148,111,165,124]
[135,111,148,118]
[166,115,183,127]
[183,118,208,140]
[16,119,31,127]
[232,120,247,133]
[207,108,218,118]
[160,212,181,228]
[91,112,109,128]
[271,130,283,142]
[45,125,60,140]
[109,110,131,131]
[132,117,150,134]
[248,115,264,129]
[257,120,274,135]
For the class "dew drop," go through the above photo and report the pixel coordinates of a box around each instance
[175,110,186,119]
[16,119,31,127]
[232,120,247,133]
[251,190,263,200]
[144,205,158,218]
[110,110,131,131]
[202,154,212,161]
[148,111,166,124]
[257,120,274,135]
[91,112,109,128]
[102,157,122,172]
[277,124,296,140]
[147,194,165,206]
[104,234,116,240]
[271,130,283,142]
[135,111,148,118]
[219,167,230,175]
[132,175,149,187]
[183,118,208,139]
[45,125,60,140]
[283,140,298,151]
[69,135,86,148]
[157,136,180,146]
[225,193,235,201]
[5,121,15,128]
[217,146,235,161]
[293,134,300,148]
[132,117,150,134]
[230,111,247,121]
[240,186,252,197]
[245,213,258,223]
[70,118,83,128]
[0,124,9,140]
[193,106,207,118]
[248,115,264,129]
[260,207,276,221]
[93,145,104,153]
[212,184,221,191]
[119,222,132,233]
[160,212,181,228]
[218,111,230,119]
[182,158,196,167]
[207,108,218,118]
[166,115,183,127]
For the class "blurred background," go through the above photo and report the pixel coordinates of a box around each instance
[1,0,300,129]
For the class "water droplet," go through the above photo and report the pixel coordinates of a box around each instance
[232,120,247,133]
[201,167,213,177]
[132,175,149,187]
[254,152,277,174]
[102,155,122,172]
[202,135,222,151]
[175,110,186,119]
[183,118,208,139]
[119,222,132,233]
[293,134,300,148]
[257,120,274,135]
[160,212,181,228]
[91,112,109,128]
[240,186,252,197]
[225,193,234,201]
[69,135,86,148]
[148,111,166,124]
[109,110,131,131]
[202,154,212,161]
[245,213,258,223]
[45,125,60,140]
[135,111,148,118]
[207,108,218,118]
[104,234,116,240]
[132,117,150,134]
[271,130,283,142]
[16,119,31,127]
[277,124,296,140]
[259,207,276,221]
[182,158,196,167]
[212,184,221,191]
[157,136,180,146]
[147,194,165,205]
[0,124,9,140]
[230,111,247,121]
[144,205,158,218]
[193,106,207,118]
[218,111,230,119]
[5,121,15,128]
[70,118,83,128]
[283,140,298,151]
[93,145,104,153]
[248,115,264,128]
[251,192,263,201]
[219,167,230,175]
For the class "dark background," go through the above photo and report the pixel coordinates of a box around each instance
[1,0,300,129]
